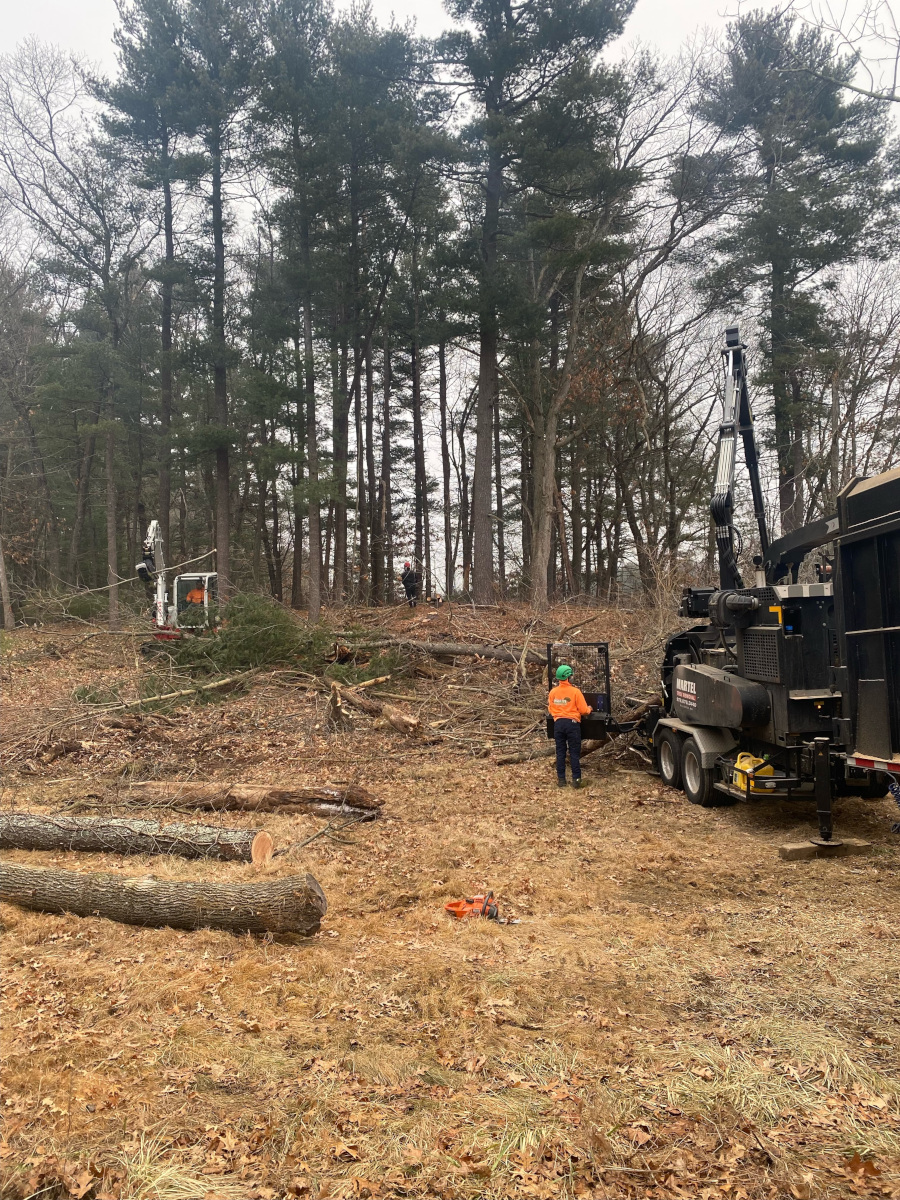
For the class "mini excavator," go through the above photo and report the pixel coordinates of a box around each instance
[136,521,218,642]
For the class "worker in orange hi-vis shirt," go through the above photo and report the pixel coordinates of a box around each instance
[185,586,205,605]
[547,664,591,788]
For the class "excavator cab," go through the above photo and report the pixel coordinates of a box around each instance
[173,573,218,630]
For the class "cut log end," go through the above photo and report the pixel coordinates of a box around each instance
[250,830,274,866]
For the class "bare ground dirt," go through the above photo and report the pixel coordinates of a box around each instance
[1,603,898,1200]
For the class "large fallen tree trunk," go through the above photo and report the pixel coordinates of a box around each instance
[0,813,273,864]
[0,863,325,935]
[121,782,381,816]
[496,737,609,766]
[387,639,547,666]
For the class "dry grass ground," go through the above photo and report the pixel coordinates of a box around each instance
[1,605,898,1200]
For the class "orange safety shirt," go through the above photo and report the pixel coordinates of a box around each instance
[185,588,205,604]
[547,681,591,722]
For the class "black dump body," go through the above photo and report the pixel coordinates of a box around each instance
[835,466,900,767]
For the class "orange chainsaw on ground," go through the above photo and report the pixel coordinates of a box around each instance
[444,891,518,924]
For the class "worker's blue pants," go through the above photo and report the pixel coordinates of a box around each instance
[554,718,582,781]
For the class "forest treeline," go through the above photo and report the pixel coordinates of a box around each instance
[0,0,898,622]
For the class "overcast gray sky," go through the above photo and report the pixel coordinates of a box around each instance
[0,0,763,73]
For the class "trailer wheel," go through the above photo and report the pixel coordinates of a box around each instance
[682,737,719,807]
[849,774,890,799]
[656,728,683,790]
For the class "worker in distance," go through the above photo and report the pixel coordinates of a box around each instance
[548,664,592,788]
[400,561,420,607]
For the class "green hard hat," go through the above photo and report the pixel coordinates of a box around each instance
[555,664,573,681]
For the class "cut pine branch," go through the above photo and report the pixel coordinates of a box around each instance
[0,862,325,935]
[0,813,273,864]
[120,781,382,816]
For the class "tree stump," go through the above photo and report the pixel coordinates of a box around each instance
[0,863,326,935]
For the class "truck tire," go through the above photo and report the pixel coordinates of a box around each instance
[682,737,728,807]
[834,771,890,799]
[847,774,890,799]
[656,728,683,790]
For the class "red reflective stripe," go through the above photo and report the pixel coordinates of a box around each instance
[887,762,900,773]
[852,757,875,768]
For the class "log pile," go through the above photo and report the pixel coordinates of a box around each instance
[0,862,325,935]
[0,813,273,864]
[121,781,381,816]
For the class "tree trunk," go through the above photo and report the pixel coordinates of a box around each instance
[332,339,350,600]
[382,332,394,603]
[371,339,386,606]
[159,125,175,557]
[0,862,325,936]
[210,127,231,600]
[494,382,506,597]
[0,532,15,630]
[302,225,322,622]
[411,337,426,580]
[556,484,576,596]
[529,402,559,611]
[10,397,61,583]
[0,813,273,864]
[438,337,453,598]
[121,781,382,814]
[472,141,502,603]
[364,345,376,602]
[106,428,119,630]
[771,262,796,536]
[290,334,305,611]
[458,413,472,593]
[69,405,100,583]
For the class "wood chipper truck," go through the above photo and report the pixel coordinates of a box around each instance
[643,324,898,849]
[546,325,899,851]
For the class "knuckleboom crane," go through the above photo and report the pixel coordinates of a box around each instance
[645,322,900,851]
[711,326,769,590]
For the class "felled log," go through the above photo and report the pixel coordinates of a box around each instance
[121,781,381,815]
[0,813,273,864]
[387,638,546,666]
[334,684,420,735]
[0,862,325,935]
[496,737,609,766]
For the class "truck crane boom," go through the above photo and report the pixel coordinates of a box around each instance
[711,325,770,589]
